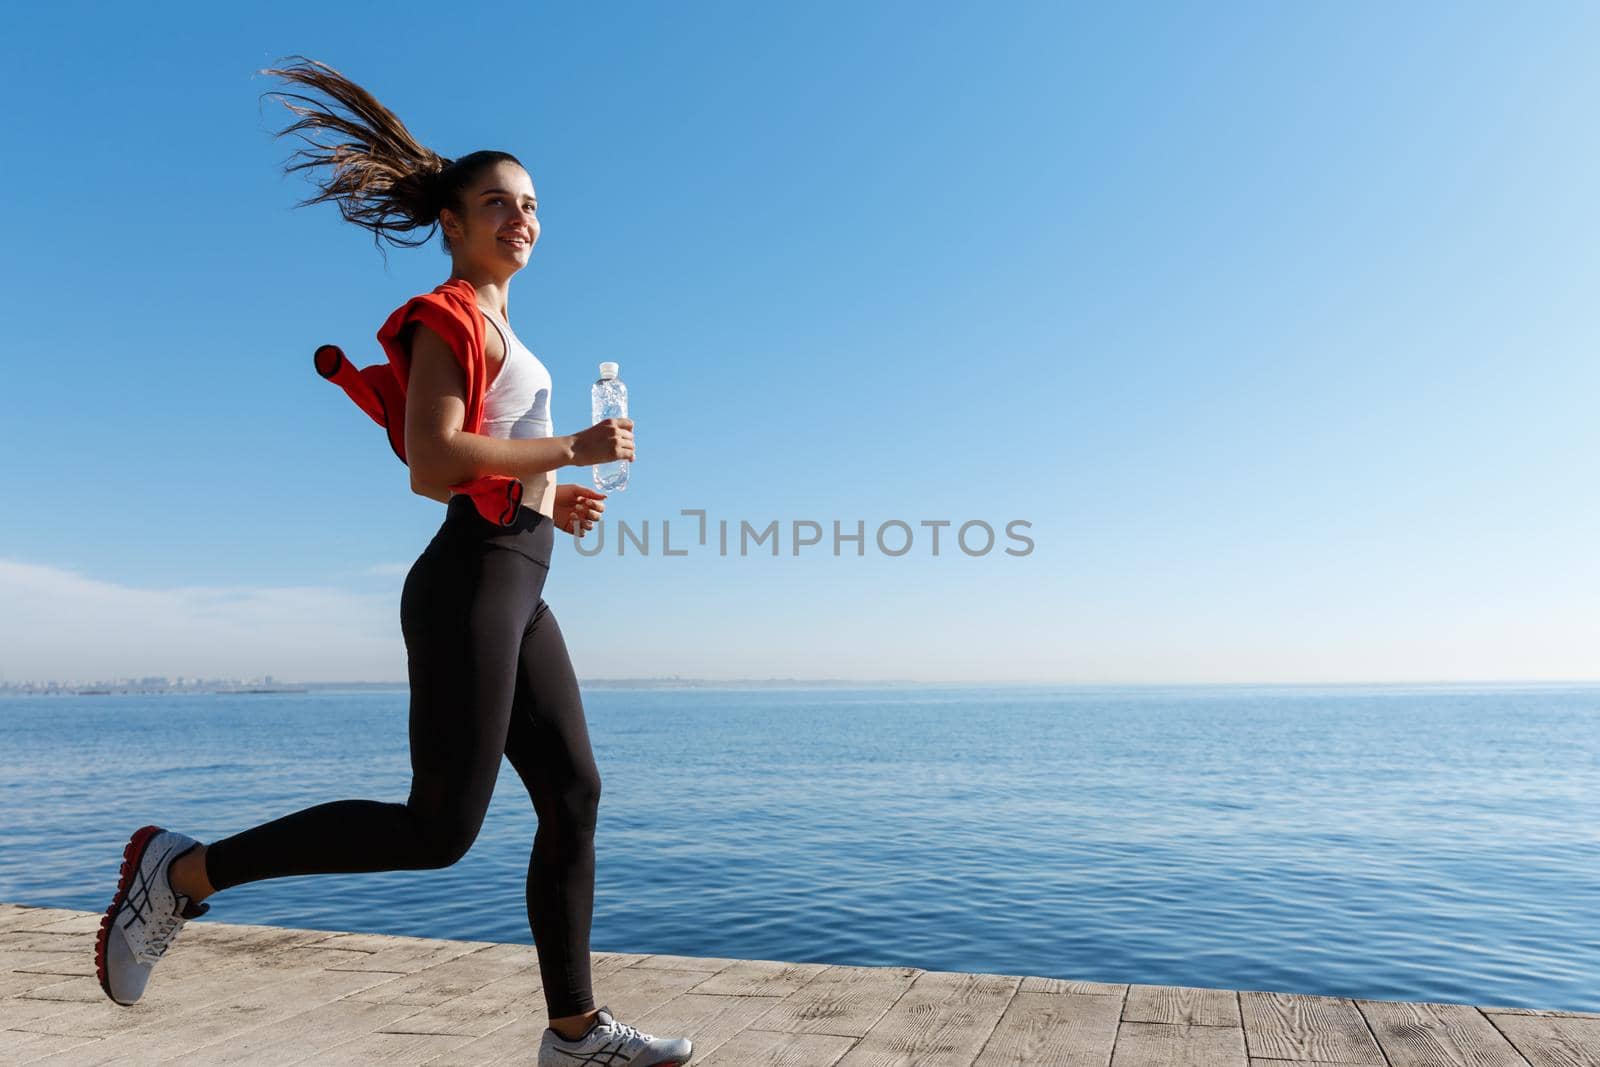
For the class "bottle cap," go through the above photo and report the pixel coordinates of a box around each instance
[598,361,619,379]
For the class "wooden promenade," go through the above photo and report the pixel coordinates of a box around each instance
[2,902,1595,1065]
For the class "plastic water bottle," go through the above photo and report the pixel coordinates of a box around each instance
[591,361,629,491]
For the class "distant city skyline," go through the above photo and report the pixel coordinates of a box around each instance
[0,674,1065,698]
[7,669,1600,692]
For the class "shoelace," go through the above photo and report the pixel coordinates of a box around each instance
[601,1017,646,1043]
[138,909,185,963]
[603,1019,649,1044]
[566,1018,650,1046]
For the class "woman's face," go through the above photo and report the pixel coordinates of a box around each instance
[442,160,540,273]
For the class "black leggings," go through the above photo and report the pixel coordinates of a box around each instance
[204,494,600,1017]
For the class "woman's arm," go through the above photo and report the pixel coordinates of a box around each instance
[403,323,579,493]
[408,477,453,504]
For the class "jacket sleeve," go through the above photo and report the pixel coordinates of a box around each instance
[374,287,525,527]
[313,344,407,462]
[375,291,478,406]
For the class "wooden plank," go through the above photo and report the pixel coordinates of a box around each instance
[753,964,921,1037]
[409,953,723,1067]
[294,1029,473,1065]
[17,965,393,1065]
[0,992,96,1031]
[345,941,539,1008]
[584,959,725,1020]
[2,906,1595,1067]
[0,930,91,955]
[695,1029,858,1066]
[972,989,1122,1066]
[1356,999,1527,1066]
[15,1039,107,1066]
[177,918,341,944]
[0,973,69,1003]
[1484,1012,1600,1067]
[594,950,656,968]
[8,973,116,1005]
[150,922,349,975]
[356,946,643,1046]
[167,997,446,1066]
[0,954,95,1000]
[1112,1020,1248,1066]
[315,932,486,974]
[1021,975,1128,996]
[689,957,831,997]
[11,953,95,978]
[0,927,345,1036]
[163,935,553,1065]
[301,931,437,953]
[633,952,743,971]
[5,1030,103,1064]
[620,990,804,1064]
[1241,991,1386,1063]
[3,922,343,1006]
[1125,985,1241,1027]
[411,1015,550,1067]
[9,928,381,1042]
[16,913,102,935]
[374,961,543,1038]
[300,953,630,1062]
[0,908,88,932]
[1486,1006,1600,1020]
[393,982,764,1064]
[836,969,1020,1066]
[69,967,399,1065]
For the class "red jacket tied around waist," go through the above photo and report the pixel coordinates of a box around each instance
[313,278,524,526]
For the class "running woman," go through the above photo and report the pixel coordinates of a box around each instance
[94,56,692,1067]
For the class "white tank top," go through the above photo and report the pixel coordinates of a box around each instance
[479,309,557,518]
[480,312,553,440]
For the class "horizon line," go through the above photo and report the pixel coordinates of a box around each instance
[7,676,1600,691]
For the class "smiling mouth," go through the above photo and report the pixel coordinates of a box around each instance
[499,236,531,250]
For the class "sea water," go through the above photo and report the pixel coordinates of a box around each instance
[1,682,1596,1012]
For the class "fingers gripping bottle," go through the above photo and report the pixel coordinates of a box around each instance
[591,361,629,491]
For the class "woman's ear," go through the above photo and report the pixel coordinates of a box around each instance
[438,205,461,245]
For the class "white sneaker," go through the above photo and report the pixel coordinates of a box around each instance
[538,1004,693,1066]
[95,825,210,1005]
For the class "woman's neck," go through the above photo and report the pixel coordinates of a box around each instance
[449,269,512,323]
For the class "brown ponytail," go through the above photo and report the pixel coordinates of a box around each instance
[258,55,522,257]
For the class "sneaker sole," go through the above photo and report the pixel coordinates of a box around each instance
[94,824,165,1005]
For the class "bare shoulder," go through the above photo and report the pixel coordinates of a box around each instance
[405,322,467,479]
[407,323,466,402]
[408,321,454,361]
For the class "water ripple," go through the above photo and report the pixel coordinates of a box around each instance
[1,683,1597,1012]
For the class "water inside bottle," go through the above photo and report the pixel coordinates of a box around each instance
[591,367,629,492]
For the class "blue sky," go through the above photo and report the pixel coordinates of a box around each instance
[3,2,1597,683]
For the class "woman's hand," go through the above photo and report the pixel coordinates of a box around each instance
[570,418,635,467]
[554,484,607,538]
